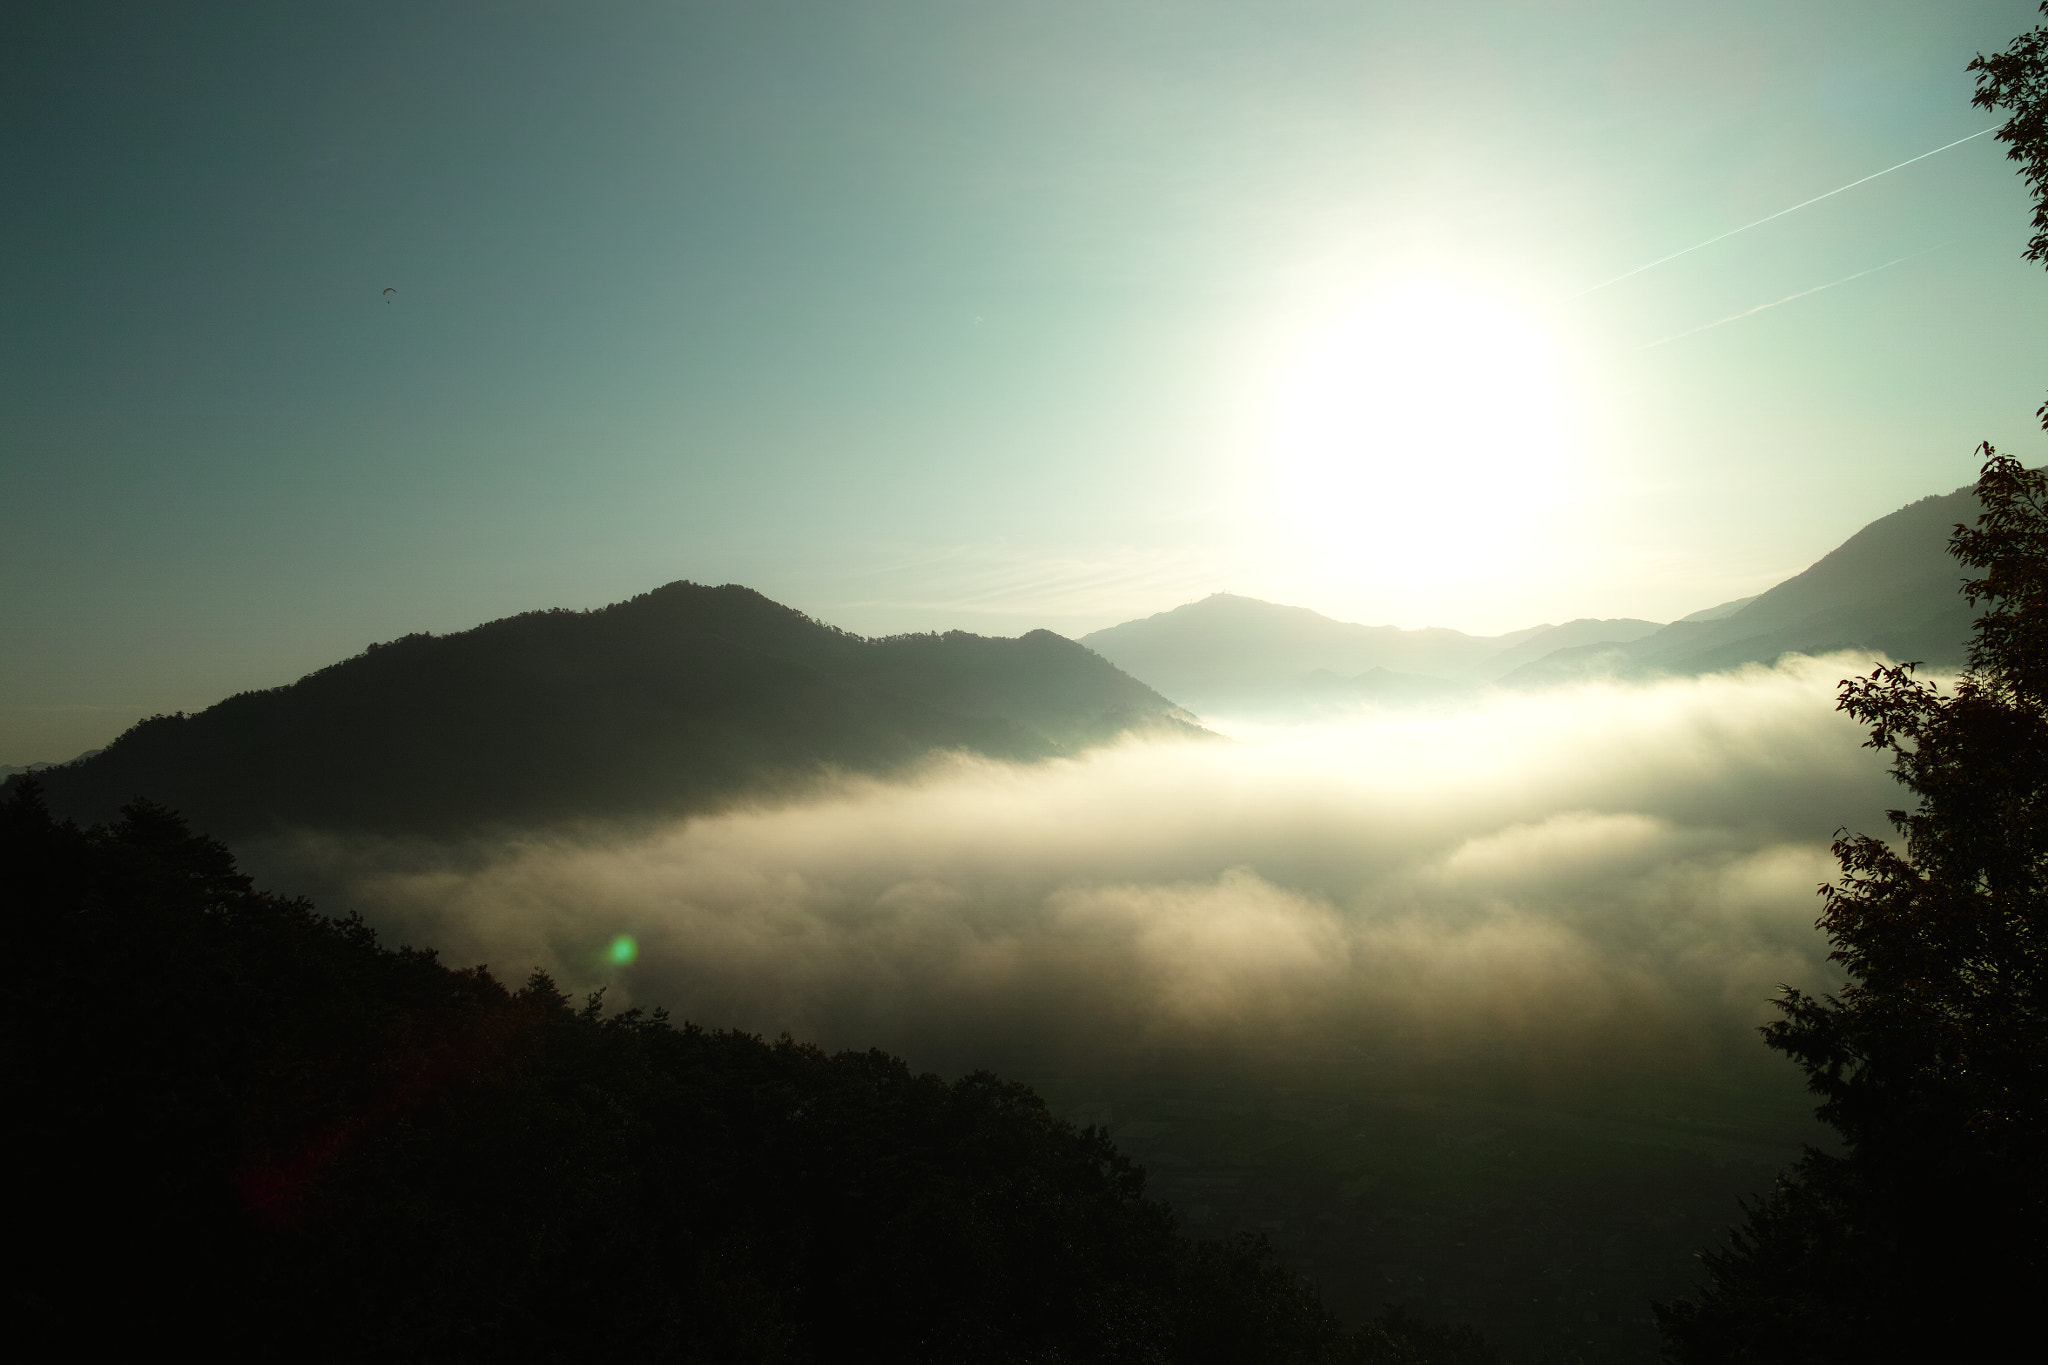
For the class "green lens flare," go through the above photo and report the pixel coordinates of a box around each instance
[607,935,638,966]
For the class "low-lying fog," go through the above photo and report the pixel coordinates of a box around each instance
[255,654,1902,1096]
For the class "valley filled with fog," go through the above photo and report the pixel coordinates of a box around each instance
[244,654,1903,1359]
[262,655,1892,1077]
[16,5,2048,1360]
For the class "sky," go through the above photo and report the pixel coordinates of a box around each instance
[6,0,2048,763]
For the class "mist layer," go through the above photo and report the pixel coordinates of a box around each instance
[258,656,1897,1085]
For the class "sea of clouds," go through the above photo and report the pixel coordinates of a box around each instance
[256,655,1905,1087]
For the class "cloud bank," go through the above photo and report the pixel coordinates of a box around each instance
[256,656,1900,1087]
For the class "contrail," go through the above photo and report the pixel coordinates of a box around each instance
[1632,244,1946,352]
[1569,128,1992,300]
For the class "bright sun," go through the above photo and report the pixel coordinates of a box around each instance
[1266,275,1577,597]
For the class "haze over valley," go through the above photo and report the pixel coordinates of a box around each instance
[0,406,2019,1363]
[11,4,2048,1361]
[8,480,1976,1358]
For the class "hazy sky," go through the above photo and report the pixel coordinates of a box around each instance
[7,1,2047,762]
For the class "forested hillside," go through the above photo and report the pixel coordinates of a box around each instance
[11,582,1202,837]
[0,783,1490,1363]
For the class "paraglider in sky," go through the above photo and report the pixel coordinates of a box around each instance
[382,287,396,302]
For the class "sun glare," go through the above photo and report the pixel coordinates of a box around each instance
[1265,276,1578,600]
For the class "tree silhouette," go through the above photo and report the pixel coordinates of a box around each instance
[1970,2,2048,263]
[1655,22,2048,1358]
[1656,450,2048,1359]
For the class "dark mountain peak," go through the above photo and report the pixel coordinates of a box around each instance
[612,579,854,639]
[15,584,1204,837]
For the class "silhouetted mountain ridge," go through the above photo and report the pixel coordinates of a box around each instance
[1079,595,1662,713]
[1501,483,1981,685]
[14,582,1203,836]
[1085,477,1994,706]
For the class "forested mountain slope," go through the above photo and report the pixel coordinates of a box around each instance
[1,785,1491,1363]
[11,582,1203,836]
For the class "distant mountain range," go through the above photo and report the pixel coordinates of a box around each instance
[1078,597,1663,715]
[13,582,1202,836]
[1081,481,1982,713]
[1499,482,1978,686]
[6,479,1992,833]
[0,749,101,780]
